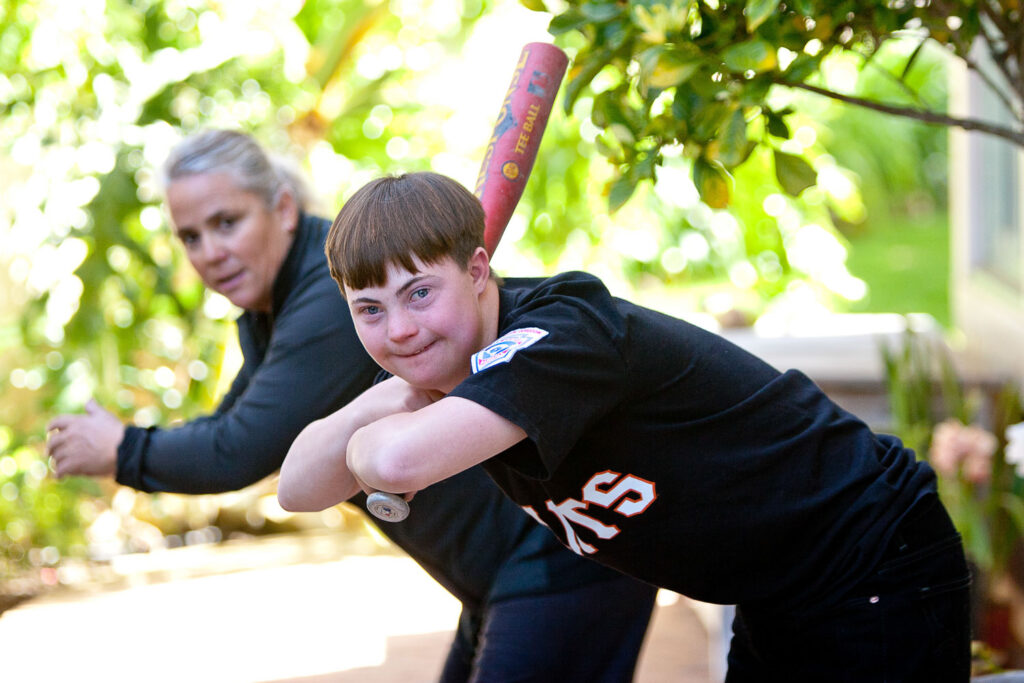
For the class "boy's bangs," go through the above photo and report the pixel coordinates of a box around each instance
[326,172,485,293]
[337,203,457,291]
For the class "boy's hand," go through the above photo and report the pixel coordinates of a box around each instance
[277,378,438,513]
[352,376,443,425]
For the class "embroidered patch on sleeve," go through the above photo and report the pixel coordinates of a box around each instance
[471,327,549,373]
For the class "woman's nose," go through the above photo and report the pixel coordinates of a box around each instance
[200,234,228,263]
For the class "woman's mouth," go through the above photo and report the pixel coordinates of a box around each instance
[216,271,245,291]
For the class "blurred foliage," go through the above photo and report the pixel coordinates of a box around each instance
[882,326,1024,581]
[1,0,953,584]
[0,0,499,581]
[882,327,1024,671]
[541,0,1017,211]
[845,211,950,326]
[516,0,956,324]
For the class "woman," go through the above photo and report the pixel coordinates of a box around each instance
[47,130,656,682]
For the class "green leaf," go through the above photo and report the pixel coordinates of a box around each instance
[693,158,731,208]
[602,18,633,51]
[580,2,624,22]
[635,150,660,181]
[518,0,549,11]
[765,110,790,138]
[782,53,822,83]
[563,48,613,111]
[721,38,778,73]
[671,83,702,121]
[690,99,732,142]
[549,9,588,35]
[639,45,701,90]
[608,174,637,211]
[791,0,816,15]
[737,75,772,106]
[773,150,817,196]
[715,108,749,168]
[744,0,780,32]
[999,492,1024,537]
[958,489,993,570]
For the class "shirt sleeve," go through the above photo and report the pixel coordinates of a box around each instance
[448,290,630,479]
[115,272,380,494]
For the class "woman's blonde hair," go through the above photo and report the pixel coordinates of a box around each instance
[163,129,311,212]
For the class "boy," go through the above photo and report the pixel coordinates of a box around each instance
[279,172,971,682]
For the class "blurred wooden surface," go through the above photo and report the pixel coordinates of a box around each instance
[0,530,713,682]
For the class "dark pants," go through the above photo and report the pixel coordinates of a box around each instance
[439,574,658,683]
[725,495,972,682]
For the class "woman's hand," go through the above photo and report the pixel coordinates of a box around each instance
[46,399,125,478]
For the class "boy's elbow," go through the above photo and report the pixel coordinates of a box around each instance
[369,454,420,493]
[349,428,424,494]
[277,476,346,513]
[276,478,313,512]
[277,447,322,512]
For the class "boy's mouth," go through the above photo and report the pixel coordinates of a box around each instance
[395,340,436,358]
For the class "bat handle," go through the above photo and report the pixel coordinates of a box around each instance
[366,491,410,522]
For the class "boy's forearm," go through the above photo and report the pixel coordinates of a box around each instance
[346,396,529,495]
[277,377,441,511]
[278,408,365,511]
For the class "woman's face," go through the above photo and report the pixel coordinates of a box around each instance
[167,171,297,312]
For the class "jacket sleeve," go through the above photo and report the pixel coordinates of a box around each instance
[115,271,380,494]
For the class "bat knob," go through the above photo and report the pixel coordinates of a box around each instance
[366,491,410,522]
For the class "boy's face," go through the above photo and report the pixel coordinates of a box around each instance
[345,249,492,394]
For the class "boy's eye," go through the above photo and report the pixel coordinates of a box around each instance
[179,232,199,247]
[411,287,429,301]
[361,304,381,316]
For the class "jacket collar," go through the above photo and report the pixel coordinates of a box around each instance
[269,211,320,315]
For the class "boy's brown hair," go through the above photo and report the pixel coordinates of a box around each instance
[326,172,485,293]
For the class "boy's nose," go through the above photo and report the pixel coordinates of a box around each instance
[387,310,418,341]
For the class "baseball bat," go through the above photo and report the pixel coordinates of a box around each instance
[366,42,568,524]
[474,42,569,256]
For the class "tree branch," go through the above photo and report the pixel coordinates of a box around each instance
[851,35,929,108]
[926,0,1021,121]
[975,1,1024,109]
[779,79,1024,147]
[958,47,1021,122]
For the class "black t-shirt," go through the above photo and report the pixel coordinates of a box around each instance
[449,271,937,612]
[350,467,623,612]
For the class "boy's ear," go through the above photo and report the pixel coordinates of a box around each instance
[467,247,491,292]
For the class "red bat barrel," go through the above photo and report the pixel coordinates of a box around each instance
[474,42,569,256]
